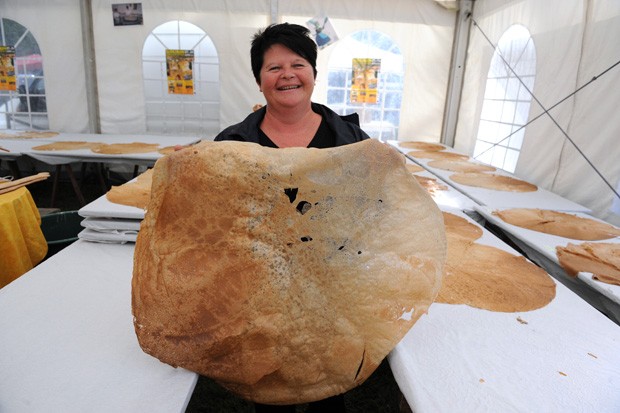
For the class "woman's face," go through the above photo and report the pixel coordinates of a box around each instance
[259,44,315,110]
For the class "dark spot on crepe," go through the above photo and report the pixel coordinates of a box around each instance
[296,201,312,215]
[284,188,298,203]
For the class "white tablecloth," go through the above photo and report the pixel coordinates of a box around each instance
[388,140,591,213]
[79,192,145,220]
[0,138,55,160]
[0,240,197,412]
[388,208,620,412]
[405,158,479,212]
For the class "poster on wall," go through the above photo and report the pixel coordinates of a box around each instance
[166,49,194,95]
[306,16,338,49]
[350,58,380,104]
[112,3,143,26]
[0,46,16,92]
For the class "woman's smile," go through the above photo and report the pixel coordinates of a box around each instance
[259,44,315,109]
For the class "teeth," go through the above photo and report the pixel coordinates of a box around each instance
[279,86,299,90]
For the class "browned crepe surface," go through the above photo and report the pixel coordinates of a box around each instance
[106,169,153,210]
[414,175,448,196]
[157,145,177,155]
[399,141,445,151]
[0,130,59,139]
[405,163,425,173]
[92,142,160,154]
[443,211,483,242]
[450,172,537,192]
[557,242,620,286]
[132,139,446,404]
[19,131,58,138]
[32,141,103,151]
[438,211,555,312]
[428,159,496,173]
[18,130,59,139]
[407,150,470,161]
[437,238,556,312]
[494,208,620,241]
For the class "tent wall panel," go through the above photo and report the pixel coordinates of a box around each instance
[454,0,620,224]
[279,0,455,141]
[0,0,90,133]
[90,0,270,136]
[550,1,620,225]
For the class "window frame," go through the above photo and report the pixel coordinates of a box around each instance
[473,24,536,173]
[141,20,220,136]
[0,18,48,131]
[326,29,404,141]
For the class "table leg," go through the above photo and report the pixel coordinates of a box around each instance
[50,164,86,208]
[50,165,61,208]
[65,164,86,206]
[8,160,21,179]
[96,163,108,192]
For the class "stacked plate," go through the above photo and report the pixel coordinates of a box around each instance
[78,192,145,244]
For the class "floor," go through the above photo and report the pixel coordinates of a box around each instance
[2,160,411,413]
[186,359,410,413]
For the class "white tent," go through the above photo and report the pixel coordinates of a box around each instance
[2,2,620,412]
[0,0,619,225]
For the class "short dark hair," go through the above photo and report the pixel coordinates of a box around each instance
[250,23,318,85]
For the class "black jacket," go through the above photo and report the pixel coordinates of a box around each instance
[214,102,369,146]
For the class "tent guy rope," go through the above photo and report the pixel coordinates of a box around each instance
[470,17,620,201]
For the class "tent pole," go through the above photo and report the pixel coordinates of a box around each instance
[80,0,101,134]
[440,0,474,148]
[270,0,279,24]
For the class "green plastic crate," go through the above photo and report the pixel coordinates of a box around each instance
[40,211,83,258]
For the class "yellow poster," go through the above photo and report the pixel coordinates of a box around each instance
[0,46,16,92]
[350,58,380,104]
[166,49,194,95]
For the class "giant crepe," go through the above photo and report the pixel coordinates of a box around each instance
[132,139,447,404]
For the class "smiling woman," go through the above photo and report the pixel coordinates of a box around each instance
[258,44,321,147]
[215,23,369,150]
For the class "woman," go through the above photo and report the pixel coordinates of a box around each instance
[213,23,370,413]
[214,22,369,149]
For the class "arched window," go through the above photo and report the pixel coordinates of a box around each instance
[473,24,536,173]
[326,30,404,140]
[142,20,219,136]
[0,18,48,130]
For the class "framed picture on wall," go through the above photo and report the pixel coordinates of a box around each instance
[306,15,338,49]
[112,3,143,26]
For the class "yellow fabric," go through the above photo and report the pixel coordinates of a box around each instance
[0,187,48,288]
